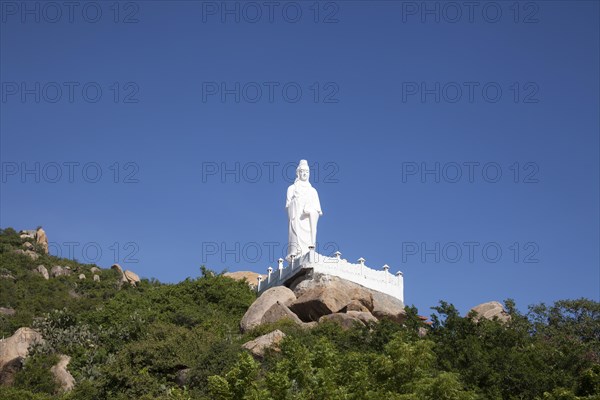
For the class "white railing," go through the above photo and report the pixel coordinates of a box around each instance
[257,251,404,303]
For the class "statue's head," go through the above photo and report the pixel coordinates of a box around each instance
[296,159,310,182]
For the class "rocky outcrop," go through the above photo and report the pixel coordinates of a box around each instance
[0,328,44,386]
[224,271,260,289]
[242,330,286,359]
[111,264,140,286]
[346,311,378,324]
[240,286,296,333]
[35,265,49,280]
[22,242,34,251]
[50,355,75,392]
[469,301,510,323]
[291,273,401,322]
[36,228,49,254]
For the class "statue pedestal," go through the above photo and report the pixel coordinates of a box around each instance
[257,251,404,303]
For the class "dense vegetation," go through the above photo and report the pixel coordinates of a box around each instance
[0,227,598,400]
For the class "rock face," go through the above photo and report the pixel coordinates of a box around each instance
[240,286,296,333]
[242,330,286,359]
[0,328,44,385]
[371,290,406,323]
[224,271,260,289]
[50,355,75,392]
[36,228,49,254]
[35,265,49,280]
[470,301,510,323]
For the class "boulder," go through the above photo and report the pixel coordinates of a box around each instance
[342,299,370,313]
[175,368,191,387]
[240,286,296,333]
[224,271,260,289]
[50,355,75,392]
[261,301,304,327]
[318,313,365,330]
[291,273,403,322]
[112,264,140,286]
[123,270,140,286]
[19,230,36,240]
[0,271,15,280]
[0,308,15,317]
[35,228,49,254]
[78,274,86,280]
[90,267,101,274]
[0,328,44,379]
[93,274,100,282]
[346,311,378,324]
[242,330,286,359]
[35,265,49,280]
[50,266,71,278]
[0,357,23,386]
[22,242,34,251]
[469,301,510,323]
[290,286,351,322]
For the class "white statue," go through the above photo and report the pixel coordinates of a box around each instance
[286,160,322,260]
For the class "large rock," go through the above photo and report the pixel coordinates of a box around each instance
[290,273,402,322]
[90,267,101,274]
[224,271,260,289]
[371,291,406,323]
[290,287,351,322]
[22,242,34,251]
[242,330,286,359]
[0,328,44,384]
[0,357,23,386]
[261,301,305,327]
[469,301,510,323]
[35,265,49,280]
[50,355,75,392]
[240,286,296,333]
[319,313,365,330]
[123,270,140,286]
[93,274,100,282]
[111,264,140,286]
[50,266,71,278]
[36,228,49,254]
[346,311,378,324]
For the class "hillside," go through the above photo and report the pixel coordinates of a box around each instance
[0,227,599,400]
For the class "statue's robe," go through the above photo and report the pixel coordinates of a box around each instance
[286,180,322,260]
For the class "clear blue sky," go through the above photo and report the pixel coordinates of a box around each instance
[1,1,598,315]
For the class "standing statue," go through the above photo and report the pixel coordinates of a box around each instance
[286,160,323,261]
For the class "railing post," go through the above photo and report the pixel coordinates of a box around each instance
[278,258,284,279]
[267,266,273,284]
[257,275,263,292]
